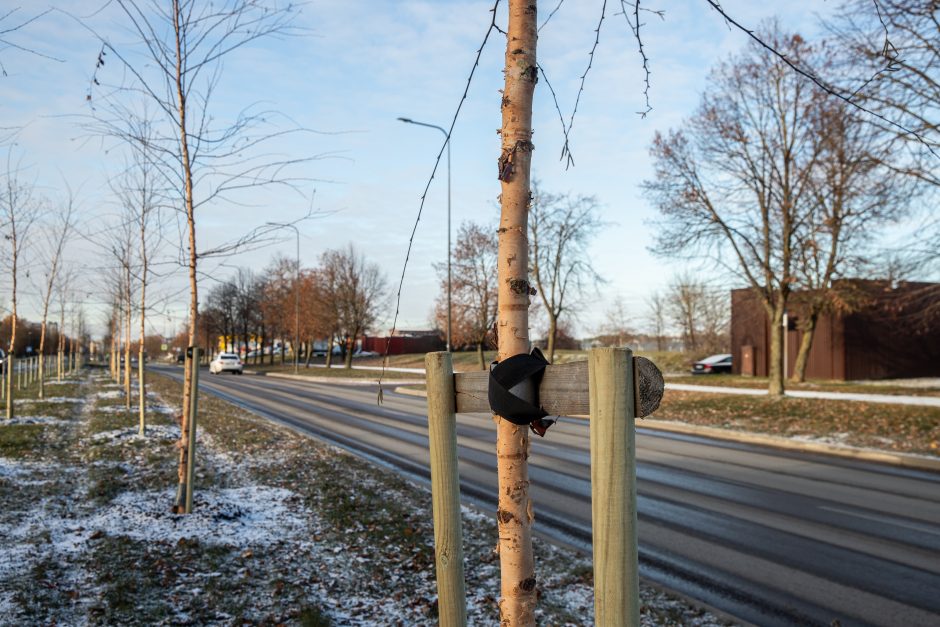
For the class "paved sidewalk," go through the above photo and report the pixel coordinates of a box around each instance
[666,383,940,407]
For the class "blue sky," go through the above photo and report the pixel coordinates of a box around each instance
[3,0,850,337]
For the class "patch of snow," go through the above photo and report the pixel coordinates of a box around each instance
[790,432,851,445]
[94,390,123,399]
[14,397,81,404]
[2,415,63,425]
[87,424,180,442]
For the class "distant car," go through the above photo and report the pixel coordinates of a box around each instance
[176,353,185,364]
[691,353,732,375]
[209,352,243,375]
[312,345,342,357]
[353,350,379,358]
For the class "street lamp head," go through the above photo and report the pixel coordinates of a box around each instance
[397,117,413,123]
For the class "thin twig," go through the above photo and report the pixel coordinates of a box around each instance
[619,0,660,117]
[703,0,938,160]
[377,0,504,398]
[538,0,565,32]
[538,63,572,164]
[560,0,607,170]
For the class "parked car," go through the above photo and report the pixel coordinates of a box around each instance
[209,352,244,375]
[312,345,342,357]
[691,353,732,374]
[176,352,185,364]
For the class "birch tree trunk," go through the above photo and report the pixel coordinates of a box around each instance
[139,258,148,437]
[37,323,47,399]
[174,0,201,514]
[495,2,538,623]
[124,286,132,410]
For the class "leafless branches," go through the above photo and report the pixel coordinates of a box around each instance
[703,0,938,161]
[0,6,62,77]
[380,0,503,388]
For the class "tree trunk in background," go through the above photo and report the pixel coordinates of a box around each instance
[477,341,485,371]
[304,338,313,367]
[139,270,148,437]
[546,314,557,365]
[791,310,819,384]
[124,294,132,410]
[37,322,47,400]
[495,1,538,624]
[767,302,785,397]
[343,335,353,369]
[325,336,334,368]
[6,315,15,420]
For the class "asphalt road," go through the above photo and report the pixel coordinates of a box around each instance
[152,365,940,626]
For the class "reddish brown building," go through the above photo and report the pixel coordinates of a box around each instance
[359,330,445,355]
[731,281,940,380]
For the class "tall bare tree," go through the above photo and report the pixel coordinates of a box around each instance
[645,291,669,352]
[666,274,729,357]
[789,97,911,382]
[529,181,604,364]
[320,246,387,369]
[113,118,163,433]
[1,154,39,419]
[433,221,498,369]
[34,188,75,399]
[88,0,310,513]
[645,26,822,396]
[596,296,633,348]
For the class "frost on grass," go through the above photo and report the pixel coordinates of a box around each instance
[0,370,735,626]
[2,415,64,425]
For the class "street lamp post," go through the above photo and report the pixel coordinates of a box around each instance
[397,116,452,353]
[267,222,301,374]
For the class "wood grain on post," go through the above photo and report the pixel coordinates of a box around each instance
[453,356,664,418]
[589,348,639,627]
[425,352,467,627]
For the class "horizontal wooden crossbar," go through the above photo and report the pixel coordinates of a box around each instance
[453,356,663,418]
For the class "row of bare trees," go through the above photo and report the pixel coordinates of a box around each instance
[201,245,388,370]
[1,155,86,419]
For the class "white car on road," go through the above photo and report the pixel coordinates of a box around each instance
[209,352,243,375]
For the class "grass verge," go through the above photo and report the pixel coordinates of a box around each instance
[654,390,940,456]
[666,374,940,397]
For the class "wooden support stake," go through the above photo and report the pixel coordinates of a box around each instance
[425,352,467,627]
[454,357,663,418]
[589,348,639,627]
[184,346,201,514]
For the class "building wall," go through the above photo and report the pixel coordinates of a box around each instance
[730,282,940,381]
[731,289,768,376]
[842,283,940,380]
[360,334,445,355]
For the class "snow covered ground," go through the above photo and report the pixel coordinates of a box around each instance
[0,370,733,625]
